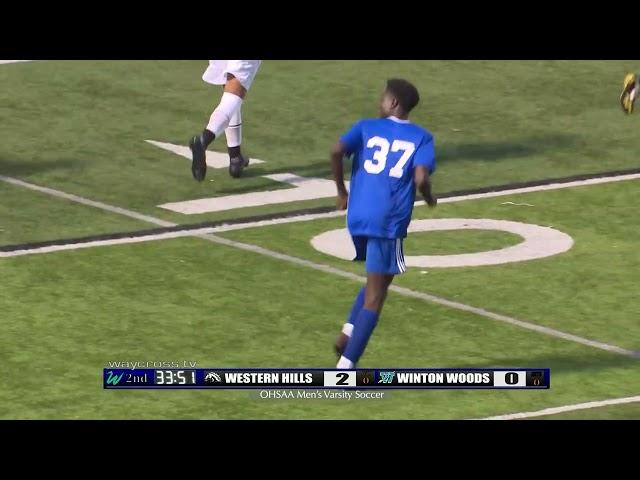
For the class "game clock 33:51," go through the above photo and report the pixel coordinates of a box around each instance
[155,370,196,385]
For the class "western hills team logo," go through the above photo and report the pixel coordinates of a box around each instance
[204,372,222,384]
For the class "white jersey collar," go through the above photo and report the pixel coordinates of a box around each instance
[387,116,411,124]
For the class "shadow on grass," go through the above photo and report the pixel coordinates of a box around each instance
[0,159,81,177]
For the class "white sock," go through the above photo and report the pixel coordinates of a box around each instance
[341,323,354,337]
[206,92,243,138]
[336,356,355,369]
[225,106,242,148]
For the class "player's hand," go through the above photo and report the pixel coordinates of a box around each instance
[426,195,437,208]
[336,192,348,210]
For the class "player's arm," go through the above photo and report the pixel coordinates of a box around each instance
[414,136,437,207]
[331,141,349,210]
[414,166,437,207]
[331,121,363,211]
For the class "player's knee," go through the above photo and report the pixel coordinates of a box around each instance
[224,75,247,98]
[364,291,385,313]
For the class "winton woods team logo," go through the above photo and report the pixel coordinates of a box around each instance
[105,371,124,386]
[204,372,222,384]
[378,371,396,384]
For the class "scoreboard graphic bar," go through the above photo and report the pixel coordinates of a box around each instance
[104,368,549,389]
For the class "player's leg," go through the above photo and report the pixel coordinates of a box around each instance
[336,238,405,368]
[189,75,246,182]
[225,106,248,178]
[207,74,248,140]
[336,272,394,369]
[620,72,638,114]
[335,286,366,357]
[335,236,368,356]
[221,62,261,177]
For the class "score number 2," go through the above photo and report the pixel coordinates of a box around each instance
[363,137,416,178]
[324,371,357,387]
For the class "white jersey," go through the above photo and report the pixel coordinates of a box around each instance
[202,60,262,91]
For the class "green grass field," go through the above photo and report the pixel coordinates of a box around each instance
[1,60,638,419]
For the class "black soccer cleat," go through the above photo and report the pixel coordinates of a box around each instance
[229,154,250,179]
[189,135,207,182]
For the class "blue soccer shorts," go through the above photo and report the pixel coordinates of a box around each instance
[351,236,406,275]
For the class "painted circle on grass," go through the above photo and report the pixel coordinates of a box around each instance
[310,218,574,268]
[403,229,523,255]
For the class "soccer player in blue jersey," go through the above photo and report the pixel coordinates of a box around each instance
[330,79,437,369]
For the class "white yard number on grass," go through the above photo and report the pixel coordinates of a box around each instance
[363,137,416,178]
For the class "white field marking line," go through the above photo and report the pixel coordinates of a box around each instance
[91,171,640,235]
[193,233,639,358]
[157,172,640,232]
[0,228,220,258]
[310,219,575,267]
[3,172,639,236]
[479,395,640,420]
[0,175,175,228]
[145,140,264,168]
[2,174,639,358]
[437,172,640,204]
[0,60,33,65]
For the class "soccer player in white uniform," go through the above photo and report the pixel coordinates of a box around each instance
[189,60,262,180]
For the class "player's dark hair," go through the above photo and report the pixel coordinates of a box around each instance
[385,78,420,113]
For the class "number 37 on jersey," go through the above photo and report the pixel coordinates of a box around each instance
[364,137,416,178]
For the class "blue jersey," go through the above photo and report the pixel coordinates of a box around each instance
[340,117,436,239]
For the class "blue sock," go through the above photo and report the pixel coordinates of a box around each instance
[347,287,366,326]
[343,309,379,364]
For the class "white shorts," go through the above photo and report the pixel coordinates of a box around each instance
[202,60,262,91]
